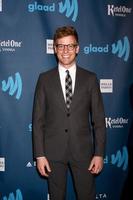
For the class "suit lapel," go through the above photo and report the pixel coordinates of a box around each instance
[53,69,67,111]
[52,67,82,112]
[71,67,82,110]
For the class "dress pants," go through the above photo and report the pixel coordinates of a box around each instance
[47,153,95,200]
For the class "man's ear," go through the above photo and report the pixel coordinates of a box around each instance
[76,45,79,54]
[54,45,57,54]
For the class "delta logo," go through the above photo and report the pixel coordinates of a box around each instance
[27,0,78,22]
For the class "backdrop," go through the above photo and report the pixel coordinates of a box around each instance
[0,0,133,200]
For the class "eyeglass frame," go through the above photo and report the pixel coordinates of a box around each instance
[55,43,78,51]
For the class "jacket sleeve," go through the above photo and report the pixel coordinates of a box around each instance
[32,74,46,159]
[90,74,106,157]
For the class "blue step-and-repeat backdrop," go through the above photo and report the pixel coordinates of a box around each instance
[0,0,133,200]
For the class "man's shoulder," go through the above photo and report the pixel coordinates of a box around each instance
[40,67,58,76]
[40,67,58,77]
[77,66,97,78]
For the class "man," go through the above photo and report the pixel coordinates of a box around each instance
[32,26,106,200]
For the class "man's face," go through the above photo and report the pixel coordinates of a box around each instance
[54,35,79,69]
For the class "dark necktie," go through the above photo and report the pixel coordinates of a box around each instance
[65,70,72,110]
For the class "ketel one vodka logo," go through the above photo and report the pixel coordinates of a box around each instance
[108,4,132,17]
[105,117,128,129]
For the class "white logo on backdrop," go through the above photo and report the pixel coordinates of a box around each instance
[105,117,128,129]
[100,79,113,93]
[46,39,54,54]
[0,0,2,12]
[108,4,132,17]
[0,157,5,171]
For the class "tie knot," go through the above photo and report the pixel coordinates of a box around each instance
[66,70,69,75]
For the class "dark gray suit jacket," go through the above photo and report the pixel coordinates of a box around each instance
[32,66,106,162]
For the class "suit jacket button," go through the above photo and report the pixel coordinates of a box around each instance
[67,113,70,117]
[65,129,68,132]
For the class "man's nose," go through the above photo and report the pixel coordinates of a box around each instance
[63,45,69,52]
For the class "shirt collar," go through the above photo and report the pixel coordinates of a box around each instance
[58,63,76,74]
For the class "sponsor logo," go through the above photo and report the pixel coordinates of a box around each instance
[0,40,22,53]
[47,192,107,199]
[105,117,128,129]
[100,79,113,93]
[28,123,32,132]
[28,1,55,12]
[47,193,107,200]
[2,189,23,200]
[0,0,2,12]
[0,157,5,171]
[96,193,107,199]
[112,36,130,62]
[108,4,132,17]
[59,0,78,22]
[83,36,130,62]
[28,0,78,22]
[26,161,36,168]
[104,146,128,171]
[1,72,22,100]
[26,162,32,168]
[84,44,109,54]
[46,39,54,54]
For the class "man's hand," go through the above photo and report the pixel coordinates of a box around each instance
[36,157,51,177]
[88,156,104,174]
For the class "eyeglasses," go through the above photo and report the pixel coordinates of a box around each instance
[55,44,78,51]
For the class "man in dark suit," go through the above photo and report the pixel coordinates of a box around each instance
[32,26,106,200]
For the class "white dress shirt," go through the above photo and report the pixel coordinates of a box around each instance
[58,63,76,101]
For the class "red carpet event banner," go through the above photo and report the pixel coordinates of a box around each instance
[0,0,133,200]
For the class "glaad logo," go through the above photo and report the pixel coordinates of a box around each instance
[112,36,130,62]
[1,72,22,100]
[111,146,128,171]
[28,0,78,22]
[84,36,130,62]
[59,0,78,22]
[104,146,128,171]
[28,123,32,132]
[28,1,55,12]
[2,189,23,200]
[0,0,2,12]
[108,4,132,17]
[84,44,109,55]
